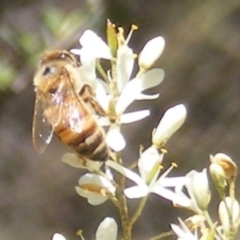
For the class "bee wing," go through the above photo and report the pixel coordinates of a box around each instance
[62,69,86,134]
[67,103,84,133]
[32,90,55,153]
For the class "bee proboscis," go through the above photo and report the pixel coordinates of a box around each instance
[32,49,109,161]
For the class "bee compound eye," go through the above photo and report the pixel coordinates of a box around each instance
[43,66,51,76]
[43,66,55,76]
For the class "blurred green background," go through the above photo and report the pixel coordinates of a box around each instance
[0,0,240,239]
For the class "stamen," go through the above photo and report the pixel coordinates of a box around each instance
[171,162,178,168]
[76,229,85,240]
[100,188,107,197]
[131,24,138,30]
[125,24,138,45]
[161,148,168,154]
[80,183,102,193]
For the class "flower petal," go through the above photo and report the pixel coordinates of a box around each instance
[116,45,134,92]
[138,146,163,184]
[75,186,107,205]
[96,217,118,240]
[74,53,96,92]
[157,176,190,187]
[174,184,196,210]
[78,30,111,59]
[78,173,115,193]
[62,153,103,170]
[152,186,190,207]
[95,80,110,112]
[106,125,126,151]
[115,77,141,115]
[138,36,165,70]
[116,69,164,114]
[171,219,198,240]
[219,197,240,232]
[124,185,149,198]
[140,68,165,90]
[136,93,159,100]
[106,160,144,185]
[52,233,66,240]
[120,110,150,124]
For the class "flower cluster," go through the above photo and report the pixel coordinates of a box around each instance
[49,21,240,240]
[171,153,240,240]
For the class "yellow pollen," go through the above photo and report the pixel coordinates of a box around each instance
[171,162,178,168]
[100,188,107,197]
[80,183,102,193]
[76,229,83,236]
[131,24,138,30]
[158,164,164,170]
[161,148,168,154]
[133,53,138,59]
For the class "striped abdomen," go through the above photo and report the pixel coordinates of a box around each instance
[54,108,109,161]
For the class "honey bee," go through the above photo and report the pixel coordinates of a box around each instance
[32,49,109,161]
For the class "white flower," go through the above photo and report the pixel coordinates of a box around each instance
[106,146,188,204]
[96,217,118,240]
[152,104,187,148]
[52,233,66,240]
[75,173,116,205]
[171,218,198,240]
[138,36,165,70]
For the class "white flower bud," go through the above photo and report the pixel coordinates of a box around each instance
[96,217,118,240]
[138,36,165,70]
[152,104,187,148]
[52,233,66,240]
[219,197,240,234]
[209,162,227,197]
[190,169,211,211]
[210,153,237,179]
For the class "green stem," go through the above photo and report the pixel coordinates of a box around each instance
[203,210,215,231]
[228,177,236,199]
[149,231,174,240]
[115,152,131,240]
[129,196,148,226]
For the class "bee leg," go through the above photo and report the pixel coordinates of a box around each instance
[79,84,108,117]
